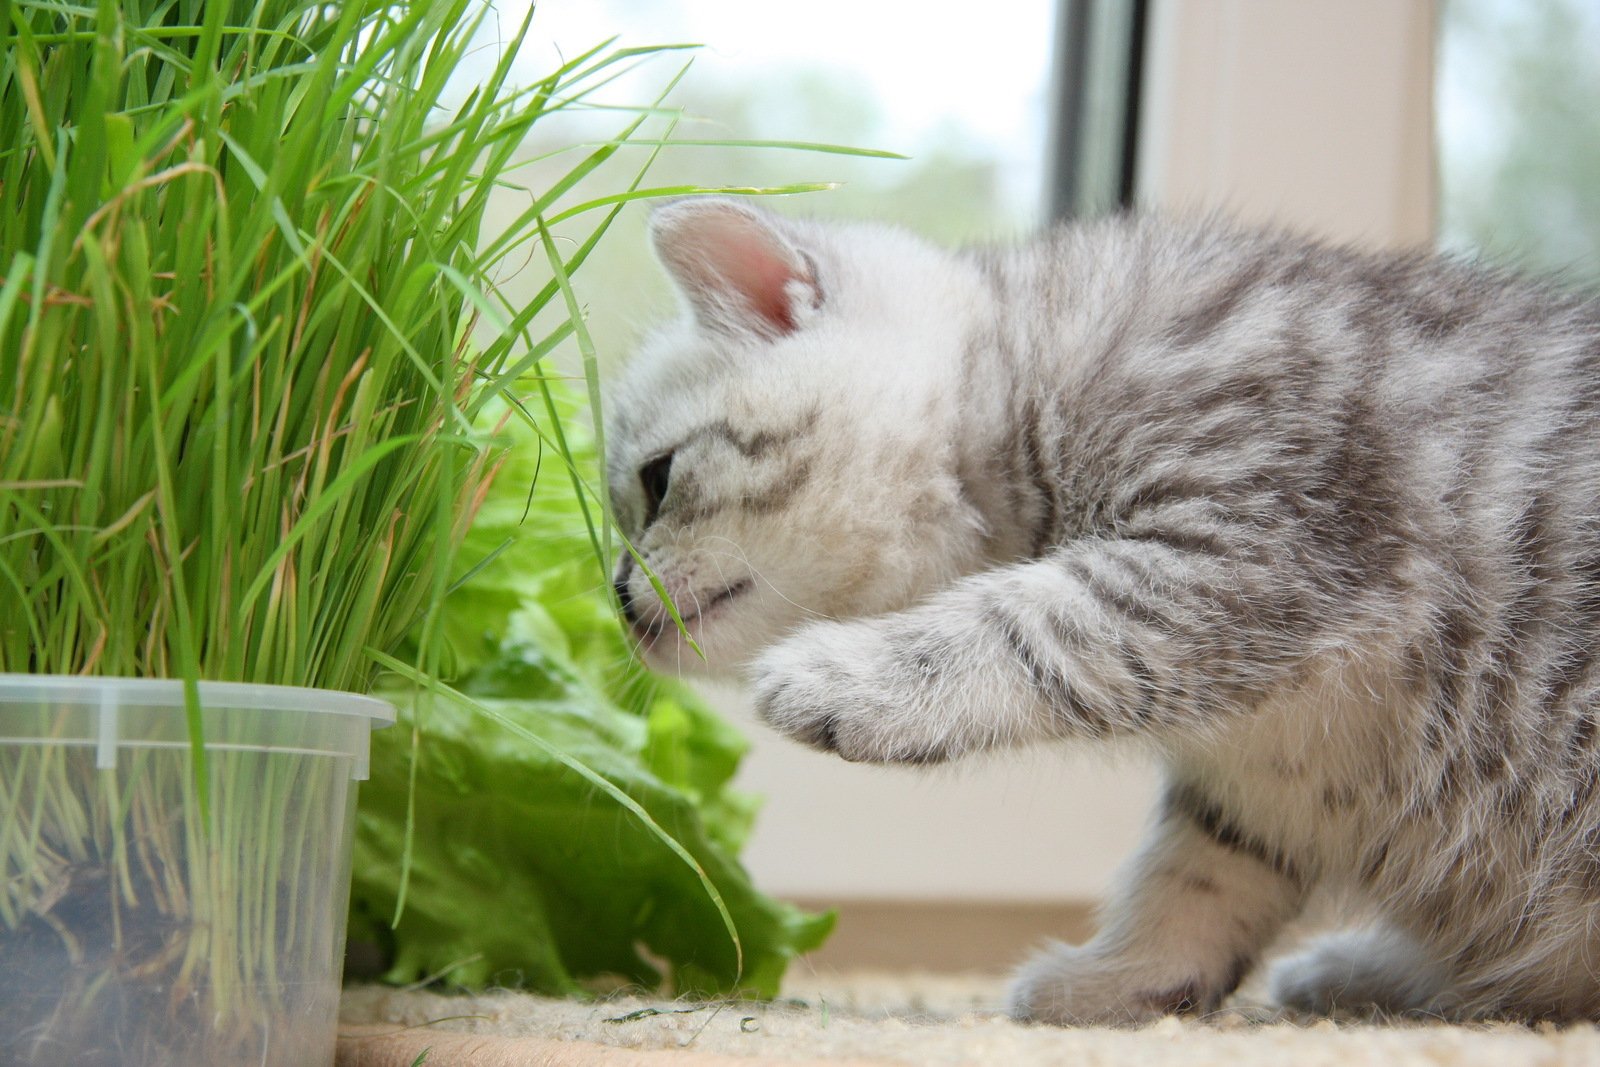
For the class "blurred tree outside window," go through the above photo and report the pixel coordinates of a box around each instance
[1437,0,1600,287]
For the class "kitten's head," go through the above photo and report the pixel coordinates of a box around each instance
[605,199,985,676]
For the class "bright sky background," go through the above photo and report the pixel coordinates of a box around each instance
[470,0,1056,200]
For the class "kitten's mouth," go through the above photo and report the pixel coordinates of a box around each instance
[634,578,753,645]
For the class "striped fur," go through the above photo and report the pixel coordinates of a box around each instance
[605,199,1600,1024]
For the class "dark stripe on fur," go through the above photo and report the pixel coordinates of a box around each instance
[1167,260,1266,349]
[991,607,1111,737]
[680,408,821,460]
[1021,397,1061,555]
[1166,783,1303,885]
[742,454,816,514]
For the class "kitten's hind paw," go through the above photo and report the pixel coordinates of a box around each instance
[1269,928,1453,1019]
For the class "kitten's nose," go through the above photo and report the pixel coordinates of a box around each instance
[613,577,640,627]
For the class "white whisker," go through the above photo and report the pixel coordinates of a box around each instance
[698,536,836,623]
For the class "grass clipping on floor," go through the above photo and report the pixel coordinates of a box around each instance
[338,979,1600,1067]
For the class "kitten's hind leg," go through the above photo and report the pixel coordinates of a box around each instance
[1269,925,1454,1019]
[1008,786,1306,1027]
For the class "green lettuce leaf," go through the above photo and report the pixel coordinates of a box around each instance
[347,397,832,996]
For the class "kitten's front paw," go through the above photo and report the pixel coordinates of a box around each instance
[750,621,961,764]
[1008,942,1227,1028]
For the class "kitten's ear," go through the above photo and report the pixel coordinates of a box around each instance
[650,198,821,339]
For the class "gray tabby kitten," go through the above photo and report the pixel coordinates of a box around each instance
[604,198,1600,1024]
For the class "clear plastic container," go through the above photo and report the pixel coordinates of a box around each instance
[0,675,394,1067]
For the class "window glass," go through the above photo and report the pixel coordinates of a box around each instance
[1437,0,1600,287]
[485,0,1057,366]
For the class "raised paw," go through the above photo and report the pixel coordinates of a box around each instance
[748,619,968,764]
[1008,942,1241,1028]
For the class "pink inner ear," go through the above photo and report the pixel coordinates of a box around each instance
[656,202,814,336]
[721,238,801,333]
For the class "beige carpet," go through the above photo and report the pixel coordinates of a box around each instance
[337,971,1600,1066]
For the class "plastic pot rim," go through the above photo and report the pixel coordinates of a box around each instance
[0,672,396,725]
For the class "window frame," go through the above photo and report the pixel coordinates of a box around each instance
[1049,0,1151,220]
[1131,0,1437,246]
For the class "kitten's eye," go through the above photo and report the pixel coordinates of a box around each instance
[639,451,674,526]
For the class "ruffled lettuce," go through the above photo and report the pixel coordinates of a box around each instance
[347,402,831,996]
